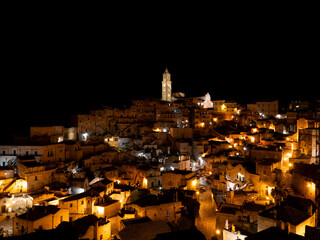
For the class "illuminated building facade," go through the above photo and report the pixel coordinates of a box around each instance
[162,68,172,102]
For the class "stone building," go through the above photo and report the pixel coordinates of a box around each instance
[127,193,182,223]
[58,188,104,219]
[73,215,111,240]
[247,100,278,117]
[93,198,121,219]
[30,126,77,144]
[17,157,55,192]
[13,205,69,236]
[257,195,316,236]
[0,141,82,168]
[162,170,198,191]
[299,128,319,163]
[118,164,161,189]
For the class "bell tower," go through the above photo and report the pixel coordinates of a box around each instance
[162,68,172,101]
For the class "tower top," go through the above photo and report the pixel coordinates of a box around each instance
[164,67,169,74]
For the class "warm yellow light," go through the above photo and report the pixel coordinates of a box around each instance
[22,180,28,190]
[200,122,205,127]
[288,163,292,167]
[192,179,197,185]
[153,128,161,132]
[250,137,255,143]
[196,191,199,195]
[308,183,311,187]
[221,104,226,111]
[252,128,258,133]
[143,178,148,185]
[216,229,220,235]
[269,124,275,131]
[213,118,218,122]
[97,206,104,214]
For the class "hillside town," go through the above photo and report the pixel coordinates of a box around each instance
[0,69,319,240]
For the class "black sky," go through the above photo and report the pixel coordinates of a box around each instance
[0,8,318,142]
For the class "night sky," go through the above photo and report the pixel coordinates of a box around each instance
[1,10,318,142]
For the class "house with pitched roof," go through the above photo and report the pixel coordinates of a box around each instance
[257,195,317,236]
[13,205,69,236]
[73,215,111,240]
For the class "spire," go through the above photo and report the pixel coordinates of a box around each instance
[164,67,169,74]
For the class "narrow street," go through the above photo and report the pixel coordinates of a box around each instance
[195,179,218,240]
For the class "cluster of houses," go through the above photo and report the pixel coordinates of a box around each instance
[0,94,319,239]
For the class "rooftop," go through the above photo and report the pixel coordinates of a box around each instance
[73,215,109,236]
[218,204,241,215]
[121,216,151,227]
[17,205,60,221]
[118,220,171,240]
[245,226,304,240]
[95,198,118,207]
[155,229,206,240]
[61,188,100,202]
[18,159,43,168]
[242,201,268,212]
[294,163,320,181]
[131,190,183,207]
